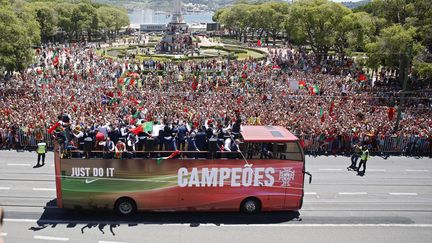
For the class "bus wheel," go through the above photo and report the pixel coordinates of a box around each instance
[114,197,137,216]
[241,197,261,214]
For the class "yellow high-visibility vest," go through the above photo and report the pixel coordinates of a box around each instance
[37,143,47,154]
[360,149,369,160]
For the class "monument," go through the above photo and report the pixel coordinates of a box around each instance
[156,0,194,54]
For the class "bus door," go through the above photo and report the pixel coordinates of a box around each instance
[276,142,308,209]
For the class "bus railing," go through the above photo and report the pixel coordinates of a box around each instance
[59,149,244,160]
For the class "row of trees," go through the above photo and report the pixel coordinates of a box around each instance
[0,0,129,72]
[213,0,431,82]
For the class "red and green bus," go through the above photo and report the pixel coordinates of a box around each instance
[54,126,312,215]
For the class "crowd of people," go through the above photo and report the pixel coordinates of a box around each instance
[0,38,431,155]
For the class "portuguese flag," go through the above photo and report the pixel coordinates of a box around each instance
[118,77,135,87]
[156,150,181,165]
[48,122,61,134]
[298,80,306,89]
[313,84,319,94]
[319,106,325,123]
[130,125,143,135]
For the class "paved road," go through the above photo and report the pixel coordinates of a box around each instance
[1,151,432,243]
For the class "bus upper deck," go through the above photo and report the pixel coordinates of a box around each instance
[58,125,304,161]
[54,125,311,215]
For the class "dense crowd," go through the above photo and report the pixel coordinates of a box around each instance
[0,40,431,153]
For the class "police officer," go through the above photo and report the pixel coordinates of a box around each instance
[35,142,47,167]
[357,146,369,176]
[347,143,361,170]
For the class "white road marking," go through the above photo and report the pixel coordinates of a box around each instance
[4,218,37,223]
[32,188,56,191]
[99,241,129,243]
[0,233,7,237]
[0,187,11,190]
[367,169,386,172]
[34,235,69,241]
[304,192,317,195]
[405,169,428,172]
[338,192,368,195]
[224,224,432,227]
[389,193,418,196]
[318,169,342,171]
[7,163,31,166]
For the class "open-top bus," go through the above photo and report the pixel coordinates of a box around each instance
[54,125,312,215]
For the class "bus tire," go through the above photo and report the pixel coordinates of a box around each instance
[240,197,261,214]
[114,197,137,216]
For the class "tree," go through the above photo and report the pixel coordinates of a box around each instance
[334,11,376,56]
[55,2,75,41]
[358,0,432,84]
[0,0,40,72]
[70,2,95,40]
[289,0,351,60]
[110,7,129,39]
[29,1,57,43]
[264,2,290,46]
[97,6,113,41]
[217,5,244,41]
[366,24,421,83]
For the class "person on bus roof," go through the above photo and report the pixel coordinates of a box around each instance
[177,121,189,151]
[261,143,273,159]
[103,137,115,159]
[231,118,242,139]
[195,127,207,151]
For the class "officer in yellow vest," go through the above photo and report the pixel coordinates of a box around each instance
[35,142,47,167]
[357,146,369,176]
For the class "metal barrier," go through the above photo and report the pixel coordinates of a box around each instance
[298,134,431,156]
[11,129,432,156]
[17,128,54,149]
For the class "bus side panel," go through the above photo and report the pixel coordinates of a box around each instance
[59,158,304,212]
[282,161,304,210]
[175,159,303,212]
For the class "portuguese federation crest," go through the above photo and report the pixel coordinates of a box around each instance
[279,168,295,187]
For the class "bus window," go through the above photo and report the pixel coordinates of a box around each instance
[276,142,303,161]
[245,142,276,159]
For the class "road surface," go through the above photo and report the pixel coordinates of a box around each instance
[1,150,431,243]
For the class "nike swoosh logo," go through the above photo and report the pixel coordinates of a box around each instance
[85,179,99,184]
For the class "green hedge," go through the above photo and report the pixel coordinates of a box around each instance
[200,46,247,54]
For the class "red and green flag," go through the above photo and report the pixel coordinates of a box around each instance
[358,73,367,81]
[156,150,181,165]
[48,122,61,134]
[298,80,306,89]
[130,97,140,106]
[388,107,395,121]
[312,84,319,95]
[132,110,141,119]
[129,125,143,135]
[118,77,135,87]
[319,107,326,123]
[143,121,153,133]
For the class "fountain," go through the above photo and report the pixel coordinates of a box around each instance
[156,0,195,54]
